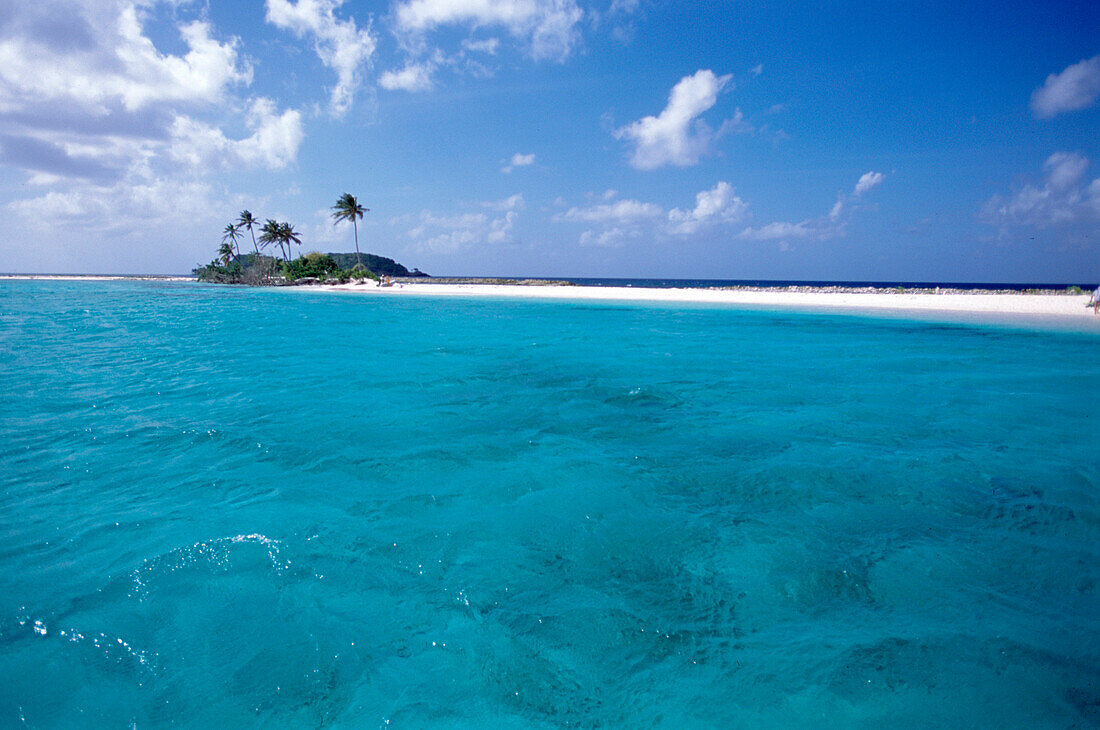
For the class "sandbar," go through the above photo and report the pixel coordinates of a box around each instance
[321,281,1100,330]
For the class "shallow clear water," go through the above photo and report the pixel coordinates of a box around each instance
[1,279,1098,728]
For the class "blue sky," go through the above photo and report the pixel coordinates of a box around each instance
[1,0,1098,281]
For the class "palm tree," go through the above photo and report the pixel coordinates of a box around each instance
[279,222,302,261]
[331,193,368,267]
[238,210,260,254]
[217,242,234,266]
[222,223,241,259]
[258,218,286,262]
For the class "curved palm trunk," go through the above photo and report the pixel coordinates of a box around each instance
[249,228,259,255]
[353,219,361,267]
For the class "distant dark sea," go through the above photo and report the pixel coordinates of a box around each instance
[551,277,1094,291]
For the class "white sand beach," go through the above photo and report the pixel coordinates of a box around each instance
[322,281,1100,327]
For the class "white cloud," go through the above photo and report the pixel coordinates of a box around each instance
[667,181,748,235]
[557,197,662,246]
[609,0,640,12]
[1030,55,1100,119]
[406,200,520,253]
[0,6,251,113]
[462,37,501,54]
[11,175,218,230]
[560,198,663,223]
[0,2,320,273]
[614,69,733,170]
[981,151,1100,232]
[579,227,631,247]
[265,0,376,115]
[1089,179,1100,218]
[0,2,299,192]
[501,152,536,172]
[751,64,763,76]
[483,193,526,211]
[737,221,812,241]
[558,182,752,245]
[828,199,844,222]
[737,170,886,243]
[822,170,885,224]
[6,170,243,272]
[1044,151,1088,190]
[379,62,435,91]
[853,171,884,196]
[169,98,304,170]
[394,0,584,61]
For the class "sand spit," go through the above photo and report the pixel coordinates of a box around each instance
[322,280,1100,328]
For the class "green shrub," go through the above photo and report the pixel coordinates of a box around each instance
[284,253,340,281]
[1068,285,1083,295]
[348,263,379,281]
[194,260,243,283]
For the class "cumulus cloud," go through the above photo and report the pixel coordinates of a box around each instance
[853,171,884,196]
[169,98,304,170]
[1030,55,1100,119]
[7,171,241,272]
[379,62,435,91]
[981,151,1100,232]
[614,69,733,170]
[738,170,886,243]
[0,1,296,189]
[0,2,312,272]
[1044,151,1088,190]
[394,0,584,61]
[406,196,521,253]
[560,198,663,224]
[266,0,376,115]
[827,171,886,223]
[501,152,536,172]
[0,5,251,113]
[556,194,662,246]
[10,175,219,231]
[667,181,749,235]
[0,134,123,181]
[483,193,526,211]
[462,37,501,54]
[557,183,752,245]
[737,221,812,241]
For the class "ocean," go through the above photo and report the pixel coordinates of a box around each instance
[1,278,1098,728]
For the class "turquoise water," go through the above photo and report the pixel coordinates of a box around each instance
[1,279,1098,728]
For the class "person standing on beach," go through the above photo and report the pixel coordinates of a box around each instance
[1090,286,1100,315]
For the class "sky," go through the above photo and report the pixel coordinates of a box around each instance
[0,0,1098,281]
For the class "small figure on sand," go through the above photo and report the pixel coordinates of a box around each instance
[1090,285,1100,315]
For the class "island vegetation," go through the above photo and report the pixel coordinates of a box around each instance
[194,193,427,285]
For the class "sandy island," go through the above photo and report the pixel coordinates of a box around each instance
[320,280,1100,330]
